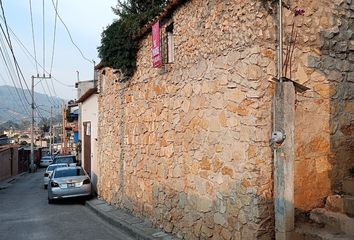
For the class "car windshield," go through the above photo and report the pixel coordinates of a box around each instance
[54,168,85,178]
[47,164,67,171]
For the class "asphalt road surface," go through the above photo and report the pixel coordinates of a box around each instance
[0,170,133,240]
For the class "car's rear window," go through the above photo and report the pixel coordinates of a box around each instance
[47,164,66,171]
[54,156,76,164]
[54,169,85,178]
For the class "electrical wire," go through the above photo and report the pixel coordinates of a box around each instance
[0,1,53,121]
[42,0,45,76]
[50,0,93,64]
[0,1,32,106]
[0,20,30,114]
[0,15,73,88]
[49,0,58,75]
[28,0,38,75]
[39,80,56,106]
[0,67,29,116]
[0,41,30,116]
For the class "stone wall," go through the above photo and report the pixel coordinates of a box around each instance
[290,0,354,211]
[96,0,354,239]
[97,0,275,239]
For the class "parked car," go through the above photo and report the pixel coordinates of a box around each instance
[43,163,68,189]
[52,155,77,166]
[48,166,92,203]
[39,156,53,167]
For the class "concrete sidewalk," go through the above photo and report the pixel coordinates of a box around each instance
[86,198,176,240]
[0,172,27,190]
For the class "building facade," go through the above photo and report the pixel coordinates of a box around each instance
[77,87,99,192]
[96,0,353,239]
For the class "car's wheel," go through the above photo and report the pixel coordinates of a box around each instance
[48,198,53,204]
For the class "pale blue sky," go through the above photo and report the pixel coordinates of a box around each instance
[0,0,117,100]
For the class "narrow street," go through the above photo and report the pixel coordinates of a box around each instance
[0,170,133,240]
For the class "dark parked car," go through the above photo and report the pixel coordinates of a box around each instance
[52,155,77,166]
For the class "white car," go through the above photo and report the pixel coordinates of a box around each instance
[43,163,68,189]
[48,166,92,203]
[39,156,53,167]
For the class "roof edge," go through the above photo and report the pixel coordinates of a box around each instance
[76,87,98,103]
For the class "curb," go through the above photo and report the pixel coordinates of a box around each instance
[0,172,27,190]
[86,199,175,240]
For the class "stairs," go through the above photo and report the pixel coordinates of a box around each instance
[294,177,354,240]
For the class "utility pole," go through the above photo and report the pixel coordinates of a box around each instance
[30,74,51,173]
[30,76,35,173]
[273,0,295,239]
[62,104,68,155]
[49,106,53,155]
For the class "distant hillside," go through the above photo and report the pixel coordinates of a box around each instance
[0,85,65,124]
[0,120,20,132]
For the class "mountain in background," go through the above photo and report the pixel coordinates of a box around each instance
[0,85,65,124]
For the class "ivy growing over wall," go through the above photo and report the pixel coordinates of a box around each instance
[98,0,167,78]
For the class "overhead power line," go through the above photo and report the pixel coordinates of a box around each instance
[29,0,39,75]
[0,0,32,106]
[50,0,93,64]
[49,0,58,75]
[42,0,45,76]
[0,44,30,116]
[0,15,74,88]
[0,0,55,121]
[49,0,59,99]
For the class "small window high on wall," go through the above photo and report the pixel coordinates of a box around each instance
[166,23,174,64]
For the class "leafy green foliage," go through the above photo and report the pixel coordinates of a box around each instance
[98,0,167,77]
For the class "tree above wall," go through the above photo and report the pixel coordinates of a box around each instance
[98,0,167,78]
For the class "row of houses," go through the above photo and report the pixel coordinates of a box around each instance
[75,0,353,239]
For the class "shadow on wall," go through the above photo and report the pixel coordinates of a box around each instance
[296,1,354,212]
[108,183,274,240]
[311,5,354,194]
[91,171,98,195]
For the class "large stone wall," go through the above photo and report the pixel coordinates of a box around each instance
[290,0,354,211]
[96,0,354,239]
[97,1,275,239]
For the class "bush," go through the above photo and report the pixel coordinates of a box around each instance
[98,0,167,77]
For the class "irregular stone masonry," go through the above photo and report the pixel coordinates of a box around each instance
[96,0,354,239]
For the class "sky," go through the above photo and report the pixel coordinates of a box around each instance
[0,0,118,101]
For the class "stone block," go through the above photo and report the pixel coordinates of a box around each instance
[343,196,354,217]
[310,208,354,237]
[214,212,226,226]
[220,228,232,240]
[343,178,354,196]
[325,195,344,213]
[197,197,213,213]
